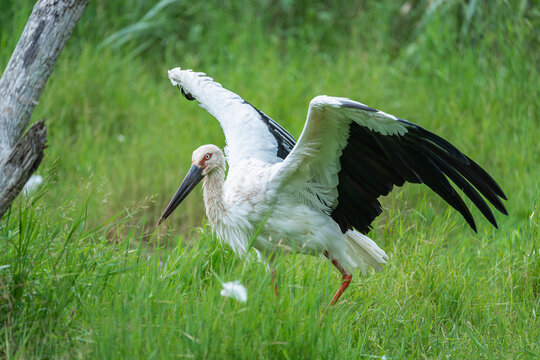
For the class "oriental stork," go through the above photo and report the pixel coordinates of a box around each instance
[157,68,507,305]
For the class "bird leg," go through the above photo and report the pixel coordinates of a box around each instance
[324,251,352,305]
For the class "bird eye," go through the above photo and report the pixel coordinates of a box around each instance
[205,154,211,160]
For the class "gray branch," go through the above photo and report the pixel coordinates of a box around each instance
[0,120,47,217]
[0,0,90,218]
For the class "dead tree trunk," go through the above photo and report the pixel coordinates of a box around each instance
[0,0,90,218]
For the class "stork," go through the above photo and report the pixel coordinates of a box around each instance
[157,68,507,306]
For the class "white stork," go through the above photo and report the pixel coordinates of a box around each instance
[157,68,507,305]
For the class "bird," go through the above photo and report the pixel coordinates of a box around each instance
[157,67,507,306]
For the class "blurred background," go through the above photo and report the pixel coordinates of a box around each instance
[0,0,537,237]
[1,1,539,357]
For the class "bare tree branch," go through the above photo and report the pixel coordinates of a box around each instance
[0,0,90,218]
[0,120,47,217]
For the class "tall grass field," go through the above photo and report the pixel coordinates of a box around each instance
[1,0,538,358]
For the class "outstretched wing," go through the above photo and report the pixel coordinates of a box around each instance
[271,96,508,234]
[168,68,295,165]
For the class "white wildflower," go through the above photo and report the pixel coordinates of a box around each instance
[117,134,126,142]
[23,175,43,195]
[220,280,247,303]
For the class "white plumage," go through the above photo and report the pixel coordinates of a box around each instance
[158,67,507,305]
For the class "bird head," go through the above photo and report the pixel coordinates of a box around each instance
[156,144,224,226]
[191,144,225,176]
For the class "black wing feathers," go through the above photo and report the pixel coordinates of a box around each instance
[429,154,498,227]
[178,86,195,101]
[331,120,507,234]
[404,135,508,214]
[397,143,477,231]
[243,101,296,160]
[333,170,383,233]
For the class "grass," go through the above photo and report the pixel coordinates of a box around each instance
[1,0,539,358]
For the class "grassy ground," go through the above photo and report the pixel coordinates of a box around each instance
[1,0,539,358]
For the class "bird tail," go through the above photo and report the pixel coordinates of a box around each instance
[344,230,389,274]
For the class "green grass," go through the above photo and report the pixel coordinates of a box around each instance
[1,0,539,358]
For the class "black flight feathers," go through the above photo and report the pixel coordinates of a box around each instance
[242,101,296,159]
[332,119,507,234]
[178,86,195,101]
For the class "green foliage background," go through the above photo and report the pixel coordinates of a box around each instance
[0,0,538,358]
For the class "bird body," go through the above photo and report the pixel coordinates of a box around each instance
[158,68,507,305]
[194,146,387,275]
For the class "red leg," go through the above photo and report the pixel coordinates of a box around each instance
[324,251,352,305]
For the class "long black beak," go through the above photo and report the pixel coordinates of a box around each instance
[157,165,203,226]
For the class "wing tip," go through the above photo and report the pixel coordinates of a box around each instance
[465,214,478,232]
[168,67,183,86]
[499,203,509,216]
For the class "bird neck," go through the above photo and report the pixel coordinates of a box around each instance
[202,166,226,224]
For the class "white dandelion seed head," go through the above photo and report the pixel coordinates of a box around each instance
[220,280,247,303]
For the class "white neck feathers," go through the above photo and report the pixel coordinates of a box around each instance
[202,166,227,225]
